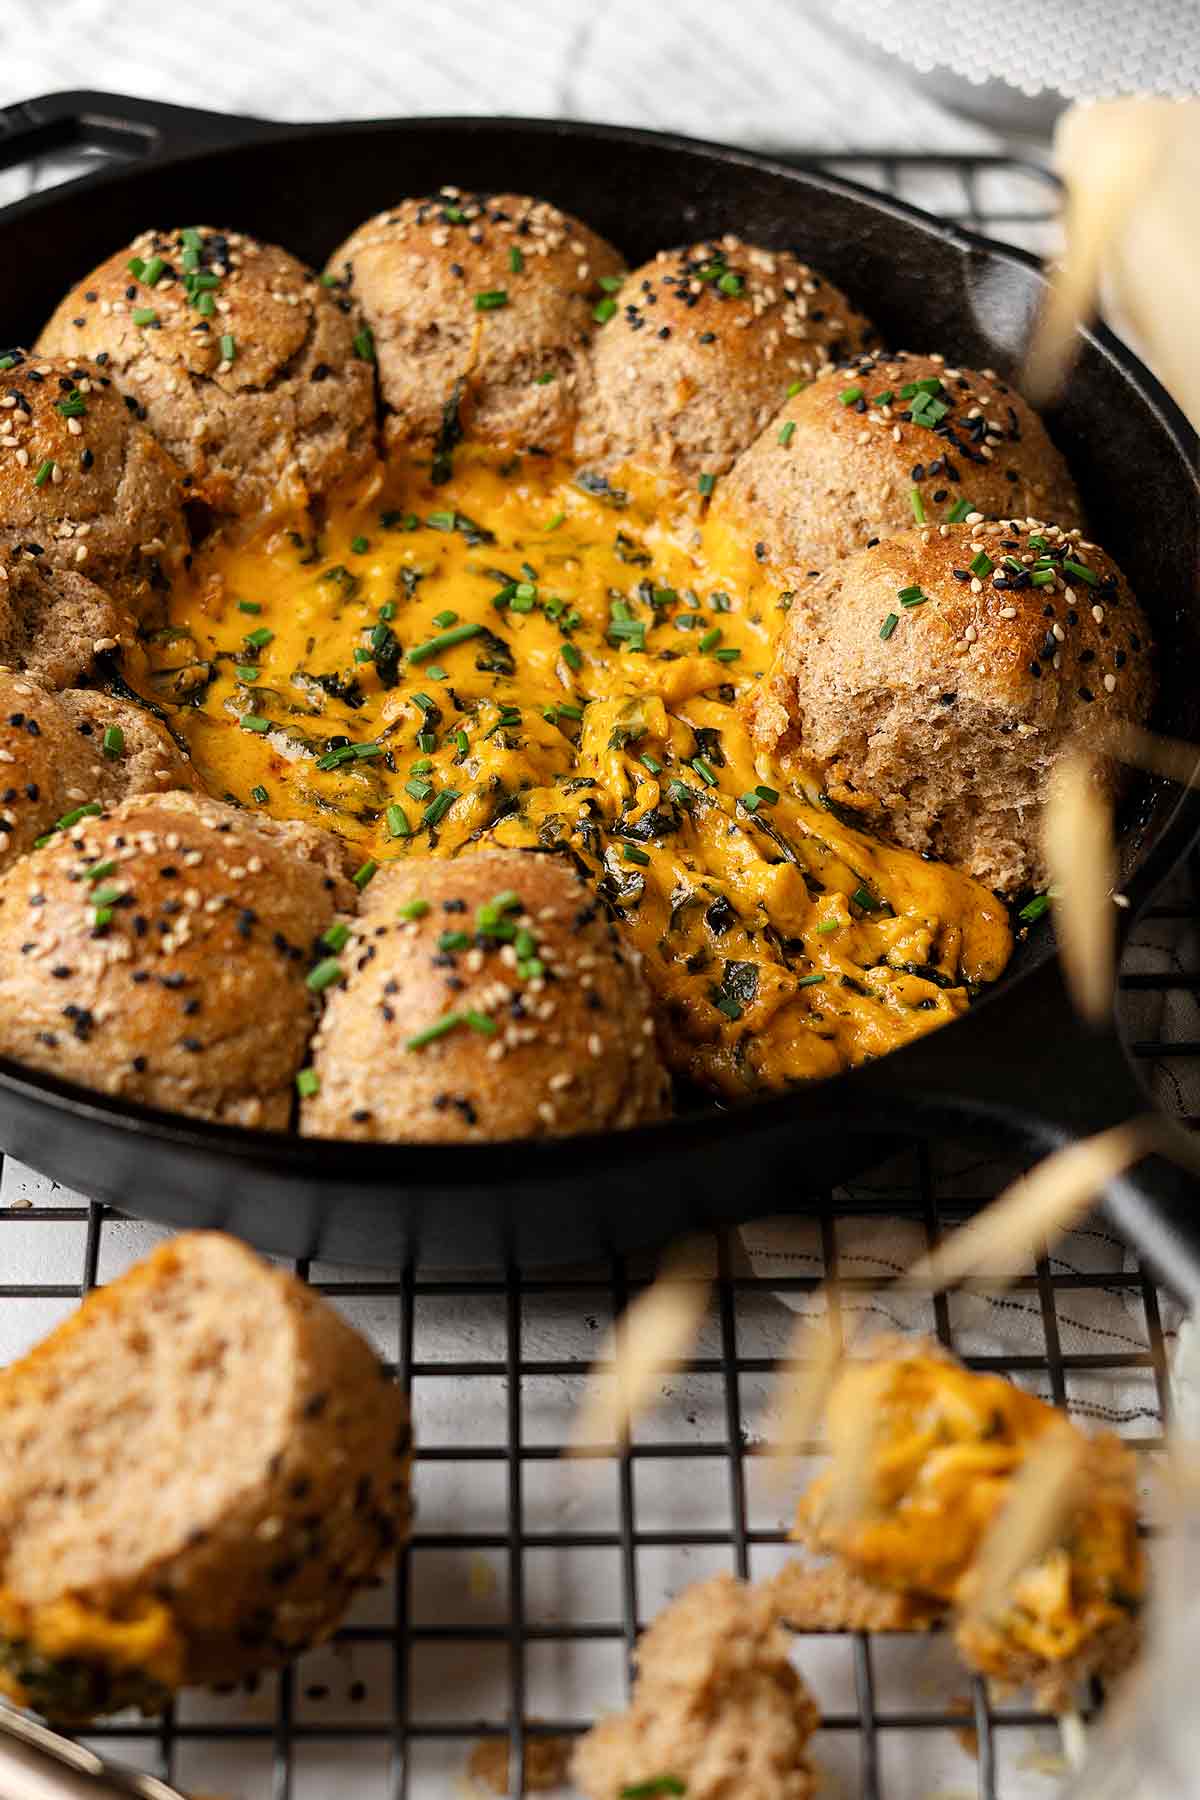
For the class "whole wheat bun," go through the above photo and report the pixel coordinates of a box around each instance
[0,1230,411,1718]
[37,227,379,519]
[572,1572,819,1800]
[300,847,670,1141]
[0,673,195,874]
[720,350,1084,570]
[0,790,352,1127]
[575,236,875,480]
[0,552,133,689]
[325,190,626,452]
[0,351,187,616]
[750,518,1154,893]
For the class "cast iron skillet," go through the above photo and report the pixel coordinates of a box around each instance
[0,93,1198,1279]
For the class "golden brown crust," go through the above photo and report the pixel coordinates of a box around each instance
[0,554,133,689]
[751,519,1155,892]
[720,350,1084,570]
[38,228,379,518]
[0,352,188,616]
[768,1557,945,1633]
[571,1573,820,1800]
[0,791,352,1128]
[326,190,626,452]
[576,237,875,479]
[0,674,196,874]
[300,846,670,1141]
[0,1231,412,1704]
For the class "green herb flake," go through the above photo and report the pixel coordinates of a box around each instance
[306,957,345,994]
[879,612,899,641]
[295,1068,320,1098]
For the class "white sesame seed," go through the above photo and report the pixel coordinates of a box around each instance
[964,624,978,643]
[1104,673,1117,693]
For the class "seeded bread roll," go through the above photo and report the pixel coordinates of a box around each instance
[720,351,1085,570]
[0,351,187,617]
[0,790,352,1128]
[325,189,626,453]
[572,1573,820,1800]
[0,673,195,874]
[0,1230,411,1720]
[38,227,379,520]
[0,553,132,689]
[300,847,670,1141]
[575,236,875,481]
[750,519,1154,893]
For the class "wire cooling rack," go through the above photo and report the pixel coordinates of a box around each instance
[0,145,1189,1800]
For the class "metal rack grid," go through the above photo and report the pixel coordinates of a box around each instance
[0,146,1187,1800]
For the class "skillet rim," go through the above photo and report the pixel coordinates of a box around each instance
[0,105,1196,1178]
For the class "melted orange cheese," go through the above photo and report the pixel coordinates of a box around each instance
[131,447,1012,1096]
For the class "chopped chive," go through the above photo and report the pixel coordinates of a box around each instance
[131,307,157,327]
[1063,558,1099,586]
[322,921,352,952]
[244,626,274,648]
[193,292,215,317]
[398,899,430,920]
[879,613,899,640]
[306,957,345,993]
[714,647,741,662]
[240,714,271,733]
[796,973,825,987]
[561,641,582,671]
[544,511,565,531]
[872,388,894,406]
[717,270,743,295]
[969,550,994,578]
[250,784,269,805]
[474,289,509,310]
[815,917,840,935]
[180,226,204,252]
[557,702,583,720]
[640,753,662,775]
[534,369,556,383]
[102,725,124,758]
[786,379,805,397]
[713,993,741,1021]
[439,929,471,952]
[220,332,236,363]
[946,497,973,522]
[408,622,483,664]
[422,789,460,828]
[127,256,146,280]
[417,731,437,753]
[296,1068,320,1098]
[838,384,863,406]
[350,534,369,555]
[387,804,412,839]
[691,757,718,787]
[739,791,762,813]
[55,391,87,418]
[852,885,880,910]
[235,665,260,682]
[755,784,779,804]
[89,885,121,907]
[353,326,375,361]
[1031,568,1057,587]
[898,584,928,608]
[622,844,651,866]
[425,665,447,680]
[406,1012,465,1050]
[33,459,55,487]
[697,473,715,498]
[453,729,469,754]
[910,486,926,523]
[353,859,378,891]
[508,246,524,274]
[598,274,623,293]
[412,692,436,714]
[92,907,114,928]
[87,861,117,882]
[1019,892,1051,923]
[237,599,262,614]
[431,609,458,629]
[0,355,14,372]
[466,1010,498,1035]
[778,420,796,447]
[698,627,722,652]
[593,296,618,323]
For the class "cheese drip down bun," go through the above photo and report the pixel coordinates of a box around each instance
[300,847,671,1141]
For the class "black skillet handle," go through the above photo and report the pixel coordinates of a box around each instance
[848,954,1200,1300]
[0,90,285,178]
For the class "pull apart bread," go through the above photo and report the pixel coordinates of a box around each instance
[0,1231,412,1722]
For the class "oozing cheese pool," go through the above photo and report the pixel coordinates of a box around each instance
[133,448,1013,1097]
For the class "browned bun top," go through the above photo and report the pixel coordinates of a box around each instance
[0,673,194,874]
[37,228,378,517]
[0,552,133,689]
[300,846,670,1142]
[752,518,1154,893]
[0,790,352,1128]
[326,189,626,454]
[576,235,876,480]
[0,351,187,614]
[721,349,1085,571]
